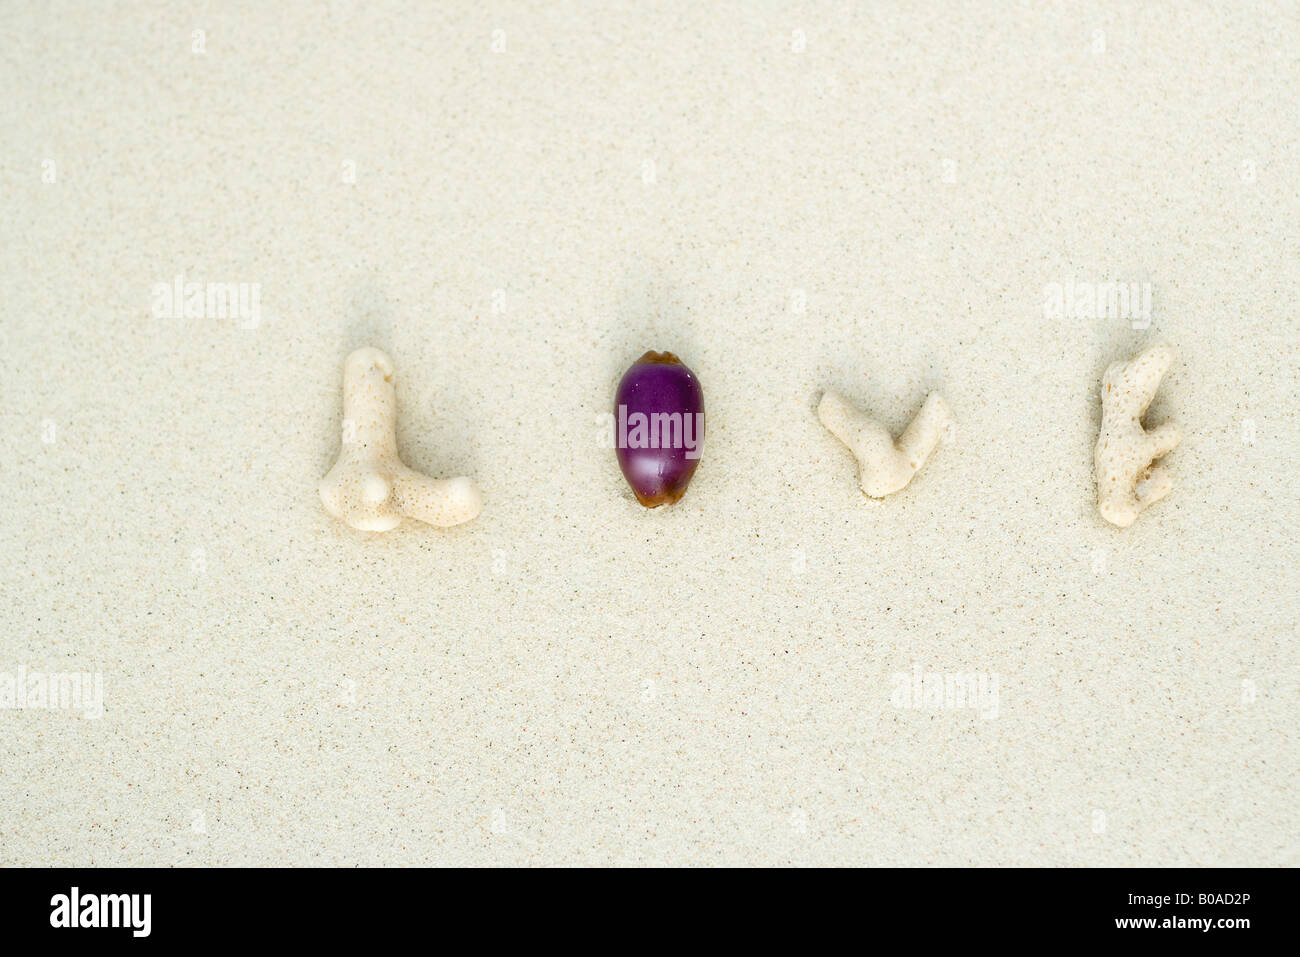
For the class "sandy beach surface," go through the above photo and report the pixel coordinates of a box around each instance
[1,1,1296,865]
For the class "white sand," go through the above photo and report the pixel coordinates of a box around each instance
[1,1,1296,866]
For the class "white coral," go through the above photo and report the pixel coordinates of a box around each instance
[818,391,952,497]
[1095,342,1181,528]
[320,348,482,532]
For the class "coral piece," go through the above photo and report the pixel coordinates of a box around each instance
[1095,342,1180,527]
[320,347,482,531]
[818,391,952,497]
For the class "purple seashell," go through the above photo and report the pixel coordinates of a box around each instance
[614,351,706,507]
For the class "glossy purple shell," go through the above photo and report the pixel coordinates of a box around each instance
[614,351,705,507]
